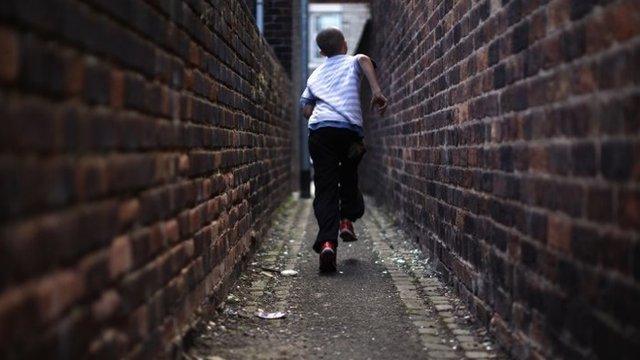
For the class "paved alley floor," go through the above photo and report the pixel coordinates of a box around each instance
[182,196,508,360]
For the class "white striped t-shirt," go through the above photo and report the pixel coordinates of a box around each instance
[299,54,364,136]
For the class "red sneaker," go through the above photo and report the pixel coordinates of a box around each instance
[319,241,337,273]
[339,219,358,242]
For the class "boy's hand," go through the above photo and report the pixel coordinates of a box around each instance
[370,91,388,116]
[302,104,315,119]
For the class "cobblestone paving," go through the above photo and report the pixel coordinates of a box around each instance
[182,196,508,360]
[363,205,506,360]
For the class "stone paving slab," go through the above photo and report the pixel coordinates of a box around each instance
[181,196,508,360]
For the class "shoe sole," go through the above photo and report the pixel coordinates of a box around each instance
[319,248,337,273]
[339,231,358,242]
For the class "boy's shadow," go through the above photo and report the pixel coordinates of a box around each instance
[319,258,361,277]
[342,258,361,268]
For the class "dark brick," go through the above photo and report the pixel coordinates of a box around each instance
[512,22,529,53]
[479,0,490,20]
[488,40,500,66]
[499,146,514,172]
[561,26,586,61]
[634,242,640,281]
[571,141,596,175]
[83,62,110,105]
[601,140,633,181]
[20,36,67,96]
[501,84,528,112]
[507,0,522,26]
[570,0,598,20]
[520,240,537,268]
[586,186,613,222]
[570,224,600,264]
[494,63,507,89]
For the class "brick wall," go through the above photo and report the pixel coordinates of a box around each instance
[0,0,292,358]
[262,0,301,191]
[244,0,257,18]
[361,0,640,358]
[264,0,294,75]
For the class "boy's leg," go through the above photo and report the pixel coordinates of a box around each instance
[338,161,365,222]
[309,129,341,253]
[338,140,365,222]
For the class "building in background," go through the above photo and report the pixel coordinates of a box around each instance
[308,3,370,72]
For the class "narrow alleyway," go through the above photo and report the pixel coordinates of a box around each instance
[182,197,506,360]
[1,0,639,358]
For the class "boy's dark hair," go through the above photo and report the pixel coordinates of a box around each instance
[316,28,345,57]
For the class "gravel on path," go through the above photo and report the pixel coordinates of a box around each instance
[181,196,507,360]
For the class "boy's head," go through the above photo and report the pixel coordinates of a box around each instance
[316,27,348,57]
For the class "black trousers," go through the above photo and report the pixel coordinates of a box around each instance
[308,127,365,253]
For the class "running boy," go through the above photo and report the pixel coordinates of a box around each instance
[300,27,388,272]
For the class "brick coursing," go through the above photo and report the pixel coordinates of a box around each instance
[0,0,292,358]
[264,0,294,75]
[360,0,640,358]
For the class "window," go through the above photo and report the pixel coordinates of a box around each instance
[309,12,342,66]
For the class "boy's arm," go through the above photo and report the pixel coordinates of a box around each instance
[300,86,316,119]
[356,54,388,116]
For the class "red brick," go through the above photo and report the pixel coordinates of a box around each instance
[178,154,190,174]
[110,69,125,108]
[91,290,121,322]
[547,215,572,253]
[188,41,200,66]
[108,236,133,280]
[585,10,611,54]
[547,0,570,32]
[34,271,85,322]
[164,219,180,244]
[620,189,640,230]
[529,145,548,173]
[0,26,19,82]
[0,286,38,348]
[607,0,640,42]
[0,0,293,358]
[117,199,141,231]
[65,55,85,96]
